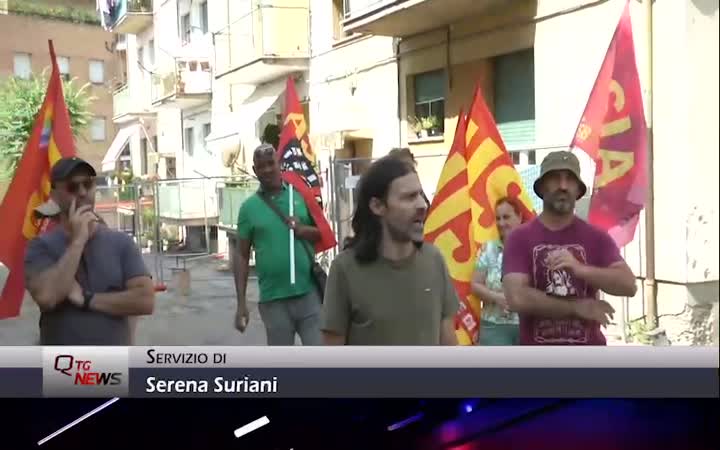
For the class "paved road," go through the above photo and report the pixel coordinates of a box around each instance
[0,254,273,346]
[1,253,627,346]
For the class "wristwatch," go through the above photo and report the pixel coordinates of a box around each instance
[82,289,94,311]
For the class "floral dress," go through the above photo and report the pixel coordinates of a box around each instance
[475,240,519,325]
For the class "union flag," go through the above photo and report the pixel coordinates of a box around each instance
[425,85,535,345]
[570,0,647,247]
[277,76,336,253]
[277,77,321,202]
[0,41,76,319]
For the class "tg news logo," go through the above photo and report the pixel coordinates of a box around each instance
[54,354,123,386]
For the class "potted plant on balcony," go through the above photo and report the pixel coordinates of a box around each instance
[421,115,442,137]
[408,116,424,139]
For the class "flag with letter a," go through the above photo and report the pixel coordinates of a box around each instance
[0,41,76,319]
[276,76,336,253]
[570,0,648,247]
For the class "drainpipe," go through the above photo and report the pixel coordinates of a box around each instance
[643,0,658,329]
[395,37,402,147]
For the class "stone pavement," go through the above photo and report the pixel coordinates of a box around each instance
[0,254,273,346]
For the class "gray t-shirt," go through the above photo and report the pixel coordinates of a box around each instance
[321,243,459,345]
[24,227,150,345]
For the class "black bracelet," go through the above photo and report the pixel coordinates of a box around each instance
[82,290,94,311]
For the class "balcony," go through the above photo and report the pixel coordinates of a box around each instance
[157,180,218,226]
[151,58,212,109]
[342,0,506,37]
[110,0,153,34]
[214,1,310,85]
[217,183,259,230]
[112,84,155,123]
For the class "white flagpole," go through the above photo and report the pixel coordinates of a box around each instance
[289,183,296,285]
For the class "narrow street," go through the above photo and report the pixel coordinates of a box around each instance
[0,254,272,346]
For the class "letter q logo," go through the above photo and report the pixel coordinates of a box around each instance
[54,355,74,377]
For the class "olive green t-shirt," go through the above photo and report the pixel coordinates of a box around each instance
[236,184,315,302]
[321,243,459,345]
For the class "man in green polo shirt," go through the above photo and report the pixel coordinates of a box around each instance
[233,144,322,345]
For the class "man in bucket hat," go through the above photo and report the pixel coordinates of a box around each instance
[501,151,637,345]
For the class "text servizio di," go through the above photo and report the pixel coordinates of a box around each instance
[145,349,227,365]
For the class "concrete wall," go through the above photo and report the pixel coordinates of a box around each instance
[394,0,718,343]
[0,13,115,170]
[309,0,400,160]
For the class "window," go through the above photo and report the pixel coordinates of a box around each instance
[13,53,32,79]
[332,0,349,41]
[147,40,155,66]
[344,0,383,18]
[181,13,191,45]
[202,123,211,151]
[89,60,105,84]
[165,157,177,179]
[90,117,106,142]
[493,49,535,163]
[184,127,194,156]
[57,56,70,81]
[412,70,446,137]
[200,2,209,34]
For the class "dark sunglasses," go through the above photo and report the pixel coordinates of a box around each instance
[64,178,95,194]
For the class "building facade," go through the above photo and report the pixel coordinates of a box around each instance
[342,0,719,344]
[0,0,115,172]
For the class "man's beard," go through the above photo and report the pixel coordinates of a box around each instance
[544,192,575,215]
[385,220,424,244]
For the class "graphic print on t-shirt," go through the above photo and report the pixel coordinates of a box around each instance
[531,244,590,344]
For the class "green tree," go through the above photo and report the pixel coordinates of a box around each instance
[0,69,95,181]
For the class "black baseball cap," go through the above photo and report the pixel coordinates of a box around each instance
[50,157,96,184]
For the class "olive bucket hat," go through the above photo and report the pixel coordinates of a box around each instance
[533,151,587,200]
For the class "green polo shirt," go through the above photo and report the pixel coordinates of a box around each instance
[237,184,315,302]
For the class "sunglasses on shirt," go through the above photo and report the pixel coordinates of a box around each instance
[63,178,96,194]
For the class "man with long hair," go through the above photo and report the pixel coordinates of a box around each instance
[502,151,637,345]
[322,155,458,345]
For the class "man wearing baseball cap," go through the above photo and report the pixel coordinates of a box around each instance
[502,151,637,345]
[24,157,154,345]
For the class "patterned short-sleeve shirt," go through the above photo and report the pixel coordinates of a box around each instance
[475,240,519,325]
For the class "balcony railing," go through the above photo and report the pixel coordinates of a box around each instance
[112,84,132,118]
[151,58,211,105]
[157,180,218,221]
[110,0,153,34]
[218,184,259,229]
[214,2,309,80]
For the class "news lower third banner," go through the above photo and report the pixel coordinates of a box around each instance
[0,347,717,398]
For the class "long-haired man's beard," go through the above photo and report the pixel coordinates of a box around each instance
[385,221,414,243]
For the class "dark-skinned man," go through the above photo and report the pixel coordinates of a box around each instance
[233,144,323,345]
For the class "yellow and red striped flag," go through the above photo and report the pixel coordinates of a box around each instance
[425,85,535,344]
[0,41,76,319]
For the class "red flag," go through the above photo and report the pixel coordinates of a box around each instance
[277,77,336,253]
[277,77,321,198]
[0,41,76,319]
[570,0,647,247]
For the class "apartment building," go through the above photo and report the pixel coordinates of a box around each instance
[209,0,312,257]
[307,0,400,242]
[0,0,115,173]
[106,0,215,251]
[341,0,719,344]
